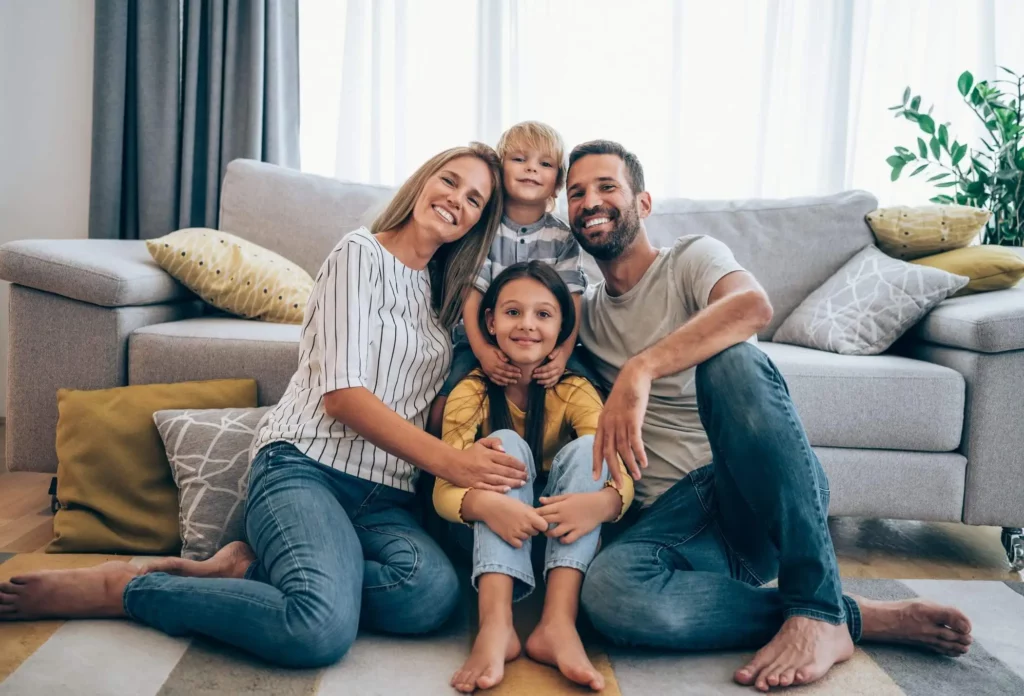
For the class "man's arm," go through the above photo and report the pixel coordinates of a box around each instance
[594,271,773,487]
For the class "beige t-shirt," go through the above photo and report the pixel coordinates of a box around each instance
[580,235,748,506]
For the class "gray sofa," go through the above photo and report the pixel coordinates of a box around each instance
[3,159,1023,568]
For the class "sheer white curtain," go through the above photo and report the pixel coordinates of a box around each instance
[299,0,1024,204]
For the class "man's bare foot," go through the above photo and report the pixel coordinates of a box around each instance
[735,616,854,692]
[0,561,140,621]
[142,541,256,580]
[857,595,972,658]
[526,620,605,691]
[450,617,521,693]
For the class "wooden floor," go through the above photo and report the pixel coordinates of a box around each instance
[0,423,1019,580]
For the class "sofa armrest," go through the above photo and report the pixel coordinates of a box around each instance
[912,287,1024,353]
[0,239,194,307]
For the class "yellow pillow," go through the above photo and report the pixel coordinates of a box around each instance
[50,379,258,554]
[147,228,313,324]
[866,205,990,260]
[911,246,1024,296]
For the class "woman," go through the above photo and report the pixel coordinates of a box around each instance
[0,143,530,669]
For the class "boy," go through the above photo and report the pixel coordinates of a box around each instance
[428,121,592,433]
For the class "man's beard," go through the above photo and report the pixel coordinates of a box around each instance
[571,201,642,261]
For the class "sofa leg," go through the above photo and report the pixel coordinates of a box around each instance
[1002,528,1024,572]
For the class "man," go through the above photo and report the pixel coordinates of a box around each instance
[567,140,973,692]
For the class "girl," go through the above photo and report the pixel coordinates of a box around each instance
[435,261,634,693]
[0,143,532,669]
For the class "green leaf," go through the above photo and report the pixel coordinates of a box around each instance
[927,173,950,181]
[935,181,958,188]
[971,87,984,106]
[902,153,917,163]
[895,146,911,155]
[997,169,1020,181]
[886,155,906,168]
[930,137,941,160]
[910,164,929,177]
[890,166,904,182]
[971,157,991,173]
[902,86,911,105]
[930,195,955,204]
[938,124,948,147]
[918,115,935,134]
[888,105,904,111]
[910,96,921,111]
[999,66,1018,77]
[917,137,928,158]
[952,144,967,166]
[957,71,973,97]
[904,111,920,123]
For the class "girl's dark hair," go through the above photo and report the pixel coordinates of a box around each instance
[477,261,576,464]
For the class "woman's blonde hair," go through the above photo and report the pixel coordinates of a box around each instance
[495,121,567,209]
[371,143,504,331]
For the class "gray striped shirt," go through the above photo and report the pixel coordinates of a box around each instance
[474,213,587,294]
[252,227,452,492]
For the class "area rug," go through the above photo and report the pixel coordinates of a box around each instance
[2,553,1023,695]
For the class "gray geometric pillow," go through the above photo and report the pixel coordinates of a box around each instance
[773,245,969,355]
[153,406,272,560]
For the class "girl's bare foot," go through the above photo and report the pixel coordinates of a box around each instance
[857,595,972,657]
[734,616,854,692]
[142,541,256,580]
[450,617,521,693]
[0,561,140,621]
[526,619,605,691]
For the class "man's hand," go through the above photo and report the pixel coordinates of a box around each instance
[532,344,570,388]
[477,345,521,386]
[478,493,549,548]
[537,489,621,544]
[439,438,529,492]
[594,358,652,487]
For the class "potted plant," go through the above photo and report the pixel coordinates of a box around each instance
[887,68,1023,246]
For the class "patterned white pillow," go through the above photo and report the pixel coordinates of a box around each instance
[154,407,272,560]
[772,246,969,355]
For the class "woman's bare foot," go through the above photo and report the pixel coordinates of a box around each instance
[450,617,521,693]
[857,595,972,657]
[526,620,605,691]
[735,616,854,692]
[0,561,140,621]
[142,541,256,580]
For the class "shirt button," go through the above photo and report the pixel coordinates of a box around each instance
[519,239,525,244]
[521,228,527,233]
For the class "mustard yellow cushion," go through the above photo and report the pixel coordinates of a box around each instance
[146,228,313,324]
[866,205,990,260]
[49,379,258,554]
[911,246,1024,296]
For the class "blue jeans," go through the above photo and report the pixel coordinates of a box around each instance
[453,430,610,601]
[123,442,460,668]
[438,339,602,397]
[581,342,862,650]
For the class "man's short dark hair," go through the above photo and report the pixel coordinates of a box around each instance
[567,140,645,195]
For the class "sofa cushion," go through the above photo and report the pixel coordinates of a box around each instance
[129,318,300,405]
[760,342,964,452]
[219,159,394,277]
[639,190,878,339]
[913,287,1024,353]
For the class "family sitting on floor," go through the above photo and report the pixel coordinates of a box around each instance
[0,123,974,693]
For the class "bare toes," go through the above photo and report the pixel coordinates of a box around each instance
[779,667,796,687]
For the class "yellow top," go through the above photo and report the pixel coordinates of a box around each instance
[433,369,634,524]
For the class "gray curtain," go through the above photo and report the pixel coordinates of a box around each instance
[89,0,300,240]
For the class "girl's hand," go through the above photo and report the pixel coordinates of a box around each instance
[477,345,521,386]
[533,344,570,388]
[537,489,621,544]
[441,438,529,492]
[479,494,548,548]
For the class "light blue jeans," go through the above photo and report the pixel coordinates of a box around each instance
[455,429,611,601]
[122,442,461,668]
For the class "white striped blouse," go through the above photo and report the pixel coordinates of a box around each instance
[252,227,453,492]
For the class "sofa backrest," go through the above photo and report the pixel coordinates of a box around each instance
[219,159,395,277]
[220,160,878,339]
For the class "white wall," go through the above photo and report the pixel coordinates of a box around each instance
[0,0,95,417]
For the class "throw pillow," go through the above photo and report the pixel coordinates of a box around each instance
[772,246,969,355]
[146,228,313,324]
[865,205,989,260]
[911,245,1024,296]
[154,406,272,560]
[50,379,258,554]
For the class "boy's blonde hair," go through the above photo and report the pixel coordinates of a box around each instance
[495,121,567,206]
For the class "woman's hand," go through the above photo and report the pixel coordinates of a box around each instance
[477,493,548,548]
[532,344,570,388]
[437,438,529,492]
[477,345,521,386]
[537,488,621,544]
